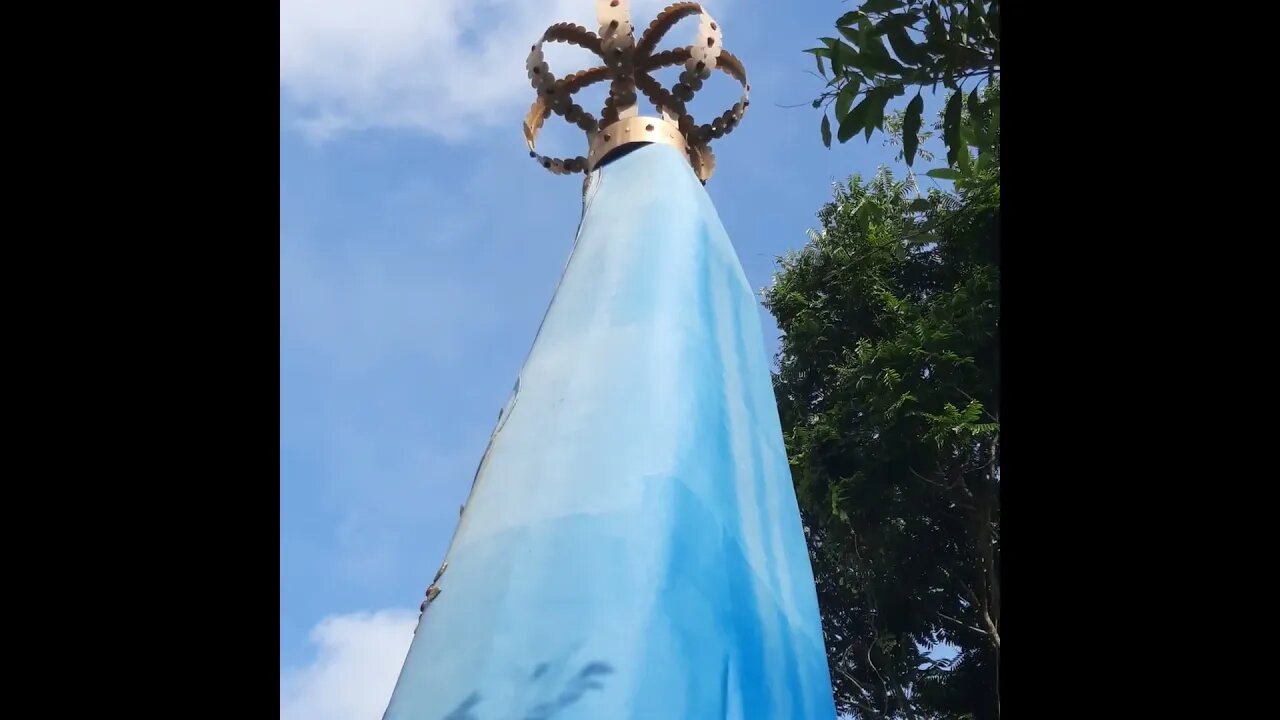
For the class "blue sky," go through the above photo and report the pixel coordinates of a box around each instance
[280,2,951,717]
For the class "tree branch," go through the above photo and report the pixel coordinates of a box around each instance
[938,612,988,636]
[948,384,999,423]
[940,567,982,608]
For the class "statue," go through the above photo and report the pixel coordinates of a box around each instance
[382,4,836,718]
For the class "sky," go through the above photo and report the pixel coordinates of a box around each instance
[280,2,951,718]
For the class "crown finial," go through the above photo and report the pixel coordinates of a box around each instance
[522,2,750,183]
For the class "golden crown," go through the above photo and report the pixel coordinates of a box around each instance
[522,1,749,183]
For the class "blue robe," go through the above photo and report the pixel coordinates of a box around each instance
[383,142,835,720]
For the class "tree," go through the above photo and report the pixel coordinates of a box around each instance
[774,5,1002,715]
[808,0,999,173]
[764,161,1000,716]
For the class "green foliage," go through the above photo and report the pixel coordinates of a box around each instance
[788,7,1002,715]
[764,162,1000,718]
[805,1,999,170]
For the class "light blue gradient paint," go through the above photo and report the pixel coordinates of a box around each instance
[383,143,835,720]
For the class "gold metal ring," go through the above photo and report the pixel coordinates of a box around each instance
[587,116,688,171]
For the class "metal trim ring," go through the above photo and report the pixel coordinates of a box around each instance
[587,116,689,172]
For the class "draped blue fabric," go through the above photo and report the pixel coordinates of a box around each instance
[383,143,835,720]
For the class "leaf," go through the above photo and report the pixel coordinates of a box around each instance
[836,10,865,27]
[836,79,860,119]
[862,86,894,141]
[961,401,984,423]
[907,198,932,213]
[838,26,862,49]
[815,51,826,77]
[856,32,907,75]
[924,3,947,49]
[967,91,991,150]
[967,87,982,122]
[885,26,928,66]
[818,38,844,75]
[877,12,922,31]
[976,146,993,171]
[967,0,987,39]
[861,0,906,12]
[821,114,833,148]
[821,38,859,76]
[903,93,924,167]
[956,135,973,174]
[925,168,961,179]
[968,117,990,150]
[949,10,966,43]
[830,482,850,523]
[944,89,963,166]
[838,96,872,143]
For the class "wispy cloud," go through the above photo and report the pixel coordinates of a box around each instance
[281,610,416,720]
[280,0,728,141]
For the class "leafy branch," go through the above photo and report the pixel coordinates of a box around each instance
[807,0,1000,177]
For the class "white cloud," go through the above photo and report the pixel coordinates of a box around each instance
[281,610,417,720]
[280,0,726,141]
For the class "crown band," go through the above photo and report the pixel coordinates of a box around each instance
[587,115,688,171]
